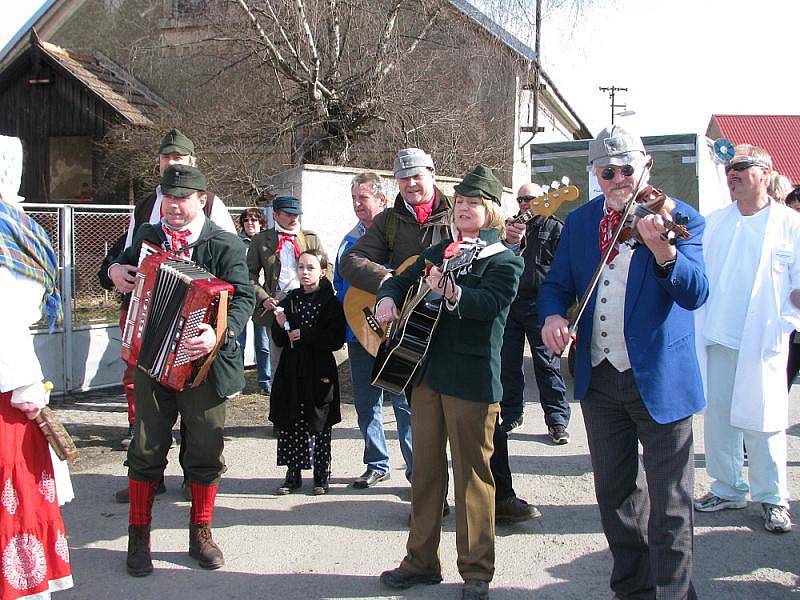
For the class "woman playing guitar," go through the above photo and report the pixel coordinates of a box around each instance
[375,165,523,600]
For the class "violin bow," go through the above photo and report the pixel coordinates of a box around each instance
[560,160,654,359]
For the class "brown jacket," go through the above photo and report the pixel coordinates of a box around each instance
[247,227,323,326]
[339,187,452,293]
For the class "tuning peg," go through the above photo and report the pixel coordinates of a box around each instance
[550,180,559,190]
[561,176,570,186]
[540,185,550,195]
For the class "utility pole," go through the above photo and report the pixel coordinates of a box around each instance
[599,85,628,124]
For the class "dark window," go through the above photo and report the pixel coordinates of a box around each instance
[174,0,207,16]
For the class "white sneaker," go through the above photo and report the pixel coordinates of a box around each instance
[762,503,792,533]
[693,493,746,512]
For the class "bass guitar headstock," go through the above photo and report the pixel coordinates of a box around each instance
[513,177,580,223]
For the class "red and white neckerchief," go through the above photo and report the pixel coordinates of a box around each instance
[275,232,301,258]
[408,199,434,224]
[162,224,192,259]
[599,204,623,264]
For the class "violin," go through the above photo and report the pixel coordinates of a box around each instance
[618,185,691,246]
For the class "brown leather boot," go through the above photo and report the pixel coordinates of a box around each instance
[189,524,225,570]
[126,525,153,577]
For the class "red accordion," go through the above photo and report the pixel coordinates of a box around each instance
[121,244,234,391]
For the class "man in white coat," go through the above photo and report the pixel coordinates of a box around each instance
[694,144,800,533]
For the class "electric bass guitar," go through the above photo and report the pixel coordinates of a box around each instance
[371,245,481,395]
[511,178,580,222]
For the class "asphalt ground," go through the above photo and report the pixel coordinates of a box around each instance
[53,359,800,599]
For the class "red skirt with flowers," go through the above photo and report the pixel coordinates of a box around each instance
[0,391,72,599]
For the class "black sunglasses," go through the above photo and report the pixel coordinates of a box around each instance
[517,195,537,203]
[725,161,763,174]
[600,164,635,181]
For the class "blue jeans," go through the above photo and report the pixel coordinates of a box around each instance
[348,341,412,480]
[500,298,570,428]
[238,321,271,390]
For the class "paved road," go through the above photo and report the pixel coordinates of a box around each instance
[57,363,800,599]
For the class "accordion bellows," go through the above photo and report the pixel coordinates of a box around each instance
[122,245,234,391]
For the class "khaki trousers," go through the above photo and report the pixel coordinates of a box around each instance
[400,379,499,582]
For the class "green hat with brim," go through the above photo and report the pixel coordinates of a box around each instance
[159,128,195,156]
[453,164,503,205]
[160,164,206,198]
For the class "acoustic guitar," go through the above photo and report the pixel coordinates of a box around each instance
[371,245,481,395]
[343,255,417,356]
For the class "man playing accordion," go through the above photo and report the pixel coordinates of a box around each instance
[108,164,255,576]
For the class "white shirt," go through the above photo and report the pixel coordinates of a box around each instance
[591,243,633,371]
[123,185,237,249]
[702,204,770,350]
[0,267,45,392]
[275,222,300,296]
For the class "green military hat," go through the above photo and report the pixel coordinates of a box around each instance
[453,164,503,205]
[159,128,195,156]
[160,164,206,198]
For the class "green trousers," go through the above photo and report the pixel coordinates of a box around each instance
[127,370,227,485]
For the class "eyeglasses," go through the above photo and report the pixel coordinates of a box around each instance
[600,164,635,181]
[517,195,537,203]
[725,161,763,174]
[243,217,261,223]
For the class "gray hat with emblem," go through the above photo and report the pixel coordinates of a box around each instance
[588,125,646,167]
[160,164,206,198]
[393,148,435,179]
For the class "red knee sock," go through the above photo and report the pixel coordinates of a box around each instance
[190,482,219,526]
[129,478,158,526]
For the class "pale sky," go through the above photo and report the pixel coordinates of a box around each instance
[3,0,796,138]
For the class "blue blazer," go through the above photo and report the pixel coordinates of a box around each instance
[537,195,708,424]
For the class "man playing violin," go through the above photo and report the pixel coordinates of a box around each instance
[498,183,570,443]
[539,125,708,600]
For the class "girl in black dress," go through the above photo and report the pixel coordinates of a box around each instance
[270,249,346,495]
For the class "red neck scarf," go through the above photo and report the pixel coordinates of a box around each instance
[276,232,301,258]
[409,199,434,224]
[162,224,191,259]
[599,206,623,264]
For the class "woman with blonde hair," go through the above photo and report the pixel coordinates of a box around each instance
[376,165,523,600]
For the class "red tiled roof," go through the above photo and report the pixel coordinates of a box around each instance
[708,115,800,185]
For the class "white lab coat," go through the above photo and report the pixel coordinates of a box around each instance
[695,200,800,432]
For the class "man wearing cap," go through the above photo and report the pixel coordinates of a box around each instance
[333,172,413,489]
[694,144,800,534]
[247,195,323,377]
[112,128,237,499]
[498,182,570,444]
[109,164,255,577]
[539,125,707,599]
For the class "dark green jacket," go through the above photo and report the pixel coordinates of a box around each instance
[113,219,256,398]
[377,229,523,403]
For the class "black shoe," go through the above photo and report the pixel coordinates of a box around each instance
[352,469,390,489]
[126,525,153,577]
[499,415,523,434]
[462,579,489,599]
[312,473,330,495]
[380,567,442,589]
[496,496,542,523]
[277,469,302,495]
[548,425,570,445]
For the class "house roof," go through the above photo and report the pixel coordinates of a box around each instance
[708,114,800,185]
[447,0,591,138]
[34,35,166,125]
